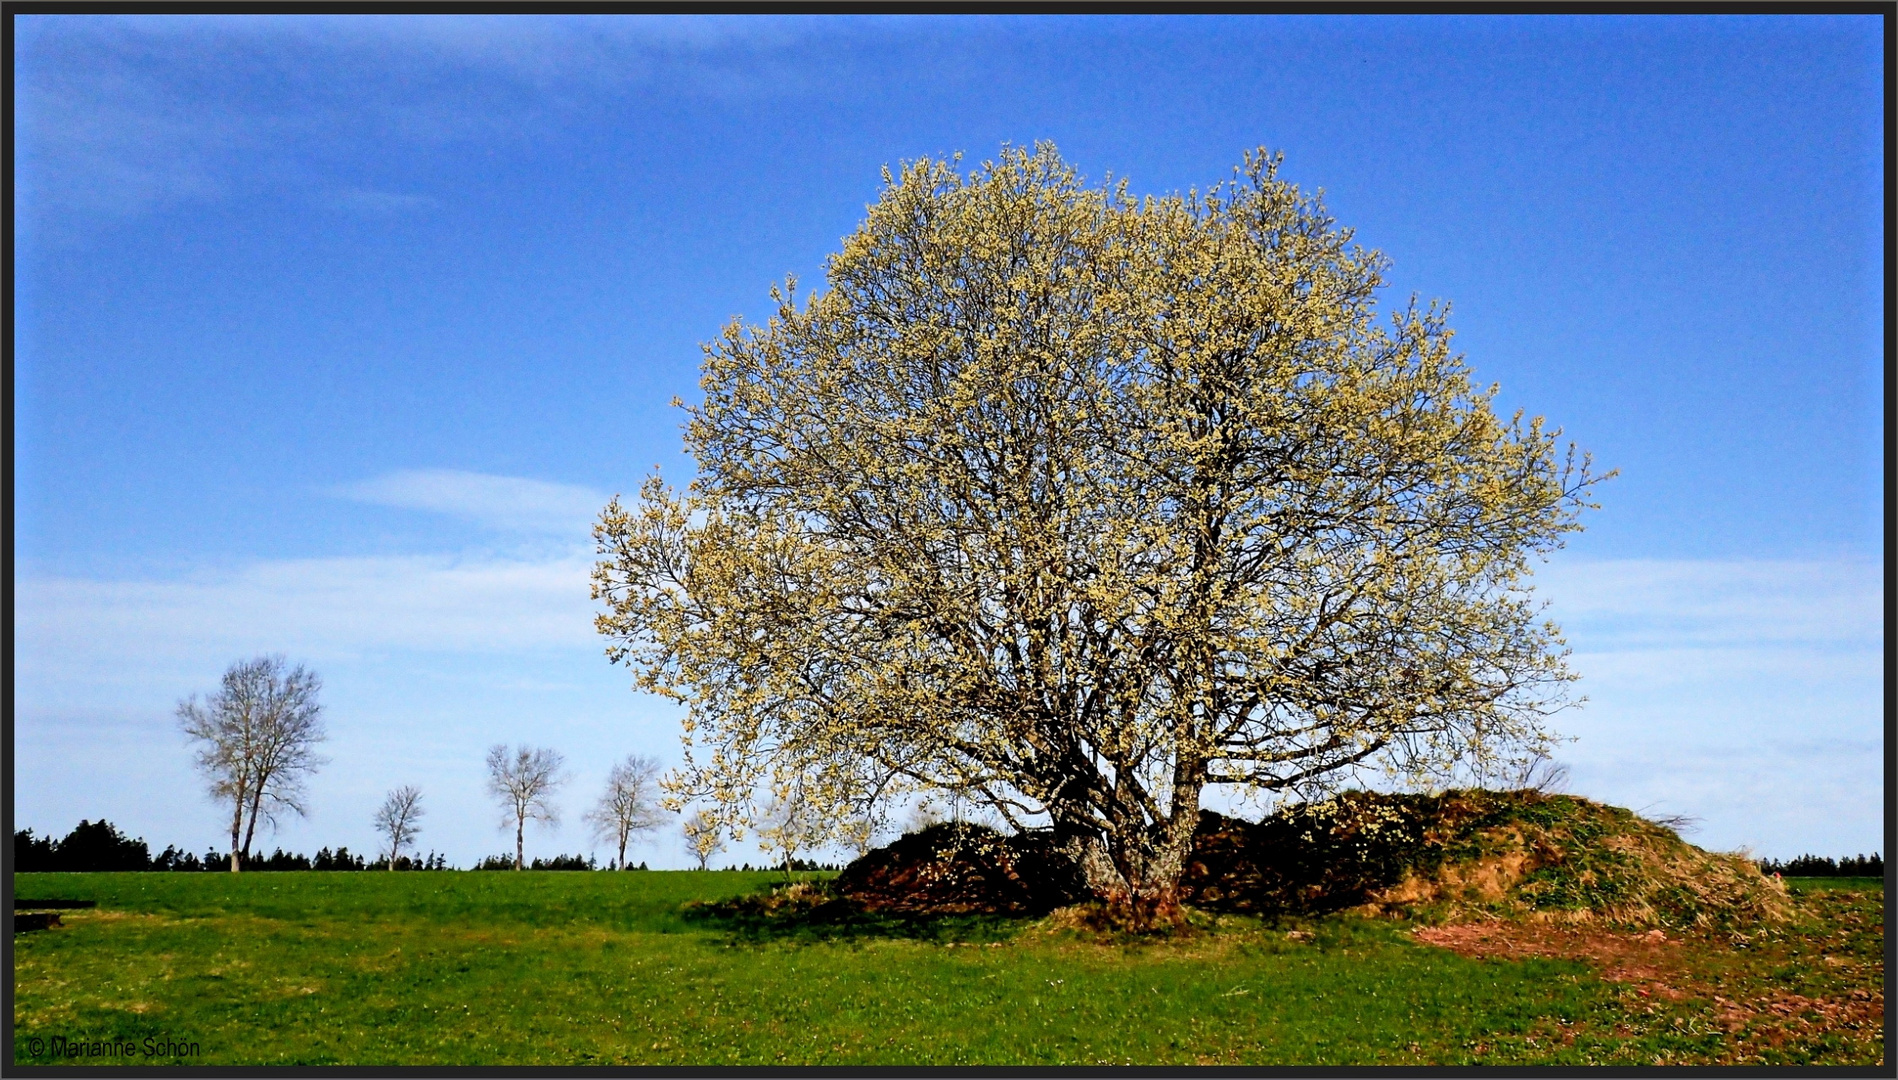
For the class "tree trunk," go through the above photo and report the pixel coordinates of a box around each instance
[616,835,627,872]
[515,815,525,870]
[1051,807,1120,898]
[1114,808,1199,929]
[1055,788,1202,930]
[241,781,266,865]
[229,801,243,874]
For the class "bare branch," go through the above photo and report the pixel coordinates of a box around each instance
[373,785,425,869]
[177,655,329,873]
[485,744,567,871]
[583,754,665,870]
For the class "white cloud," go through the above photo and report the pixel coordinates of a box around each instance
[1533,556,1880,648]
[329,468,607,535]
[14,13,881,236]
[1529,556,1882,856]
[14,52,240,232]
[12,543,684,867]
[15,551,599,704]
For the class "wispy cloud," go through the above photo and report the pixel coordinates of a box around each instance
[14,14,890,236]
[14,48,241,233]
[1529,556,1881,855]
[1534,557,1880,648]
[329,469,607,535]
[17,552,597,671]
[12,552,1883,859]
[10,546,665,868]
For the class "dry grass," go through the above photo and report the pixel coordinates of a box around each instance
[1259,790,1795,928]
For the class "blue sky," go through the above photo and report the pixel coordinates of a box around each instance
[13,14,1883,868]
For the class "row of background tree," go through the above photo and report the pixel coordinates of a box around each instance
[92,644,1898,881]
[171,656,714,872]
[12,818,850,873]
[13,820,443,872]
[1755,854,1883,877]
[10,816,1871,879]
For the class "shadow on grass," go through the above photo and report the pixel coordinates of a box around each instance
[680,881,1032,945]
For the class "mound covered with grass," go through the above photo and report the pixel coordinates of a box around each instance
[1183,790,1790,928]
[836,791,1789,929]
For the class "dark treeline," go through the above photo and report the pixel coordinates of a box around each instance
[212,848,450,871]
[14,821,153,871]
[474,853,613,870]
[1758,854,1883,877]
[728,859,843,873]
[14,821,447,872]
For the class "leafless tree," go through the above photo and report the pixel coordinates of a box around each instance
[904,797,946,835]
[485,744,566,870]
[1510,752,1572,794]
[584,755,665,870]
[681,808,725,871]
[373,785,425,870]
[178,656,328,872]
[757,787,826,882]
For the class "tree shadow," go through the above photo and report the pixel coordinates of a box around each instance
[679,882,1032,945]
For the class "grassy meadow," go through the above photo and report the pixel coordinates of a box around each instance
[11,870,1884,1067]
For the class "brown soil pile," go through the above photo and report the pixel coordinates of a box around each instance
[836,790,1790,928]
[832,822,1085,915]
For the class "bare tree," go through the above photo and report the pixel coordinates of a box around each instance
[373,785,425,870]
[1510,752,1572,794]
[485,744,566,870]
[178,656,328,873]
[758,786,826,882]
[584,754,665,870]
[904,798,946,836]
[681,808,725,871]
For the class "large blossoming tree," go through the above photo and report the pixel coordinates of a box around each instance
[593,145,1604,924]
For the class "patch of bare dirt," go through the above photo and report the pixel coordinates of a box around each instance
[1706,989,1885,1047]
[1412,919,1885,1056]
[1414,921,1690,996]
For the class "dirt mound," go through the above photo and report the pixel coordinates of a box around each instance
[837,791,1789,928]
[833,822,1084,915]
[1183,790,1791,928]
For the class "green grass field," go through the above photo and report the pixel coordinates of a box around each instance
[1783,876,1884,893]
[11,871,1884,1066]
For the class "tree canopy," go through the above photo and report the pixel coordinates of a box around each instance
[593,144,1604,922]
